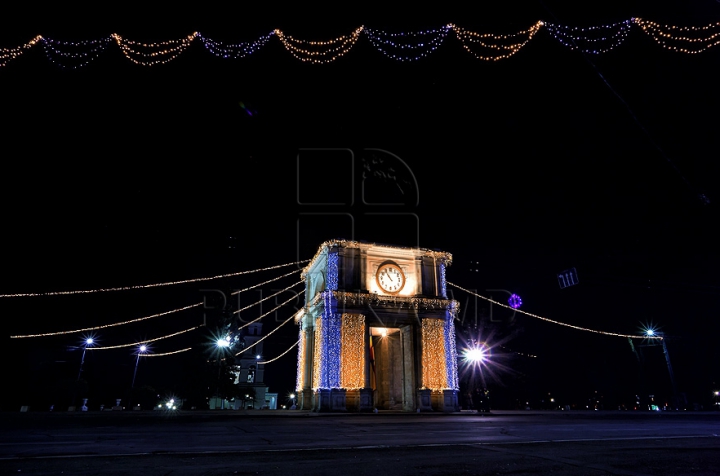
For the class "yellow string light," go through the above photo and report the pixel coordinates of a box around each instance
[142,347,192,357]
[302,240,451,276]
[274,27,364,63]
[312,316,323,388]
[421,318,448,390]
[236,290,305,331]
[9,302,202,338]
[87,325,203,350]
[1,35,42,67]
[634,18,720,53]
[0,259,309,298]
[234,307,302,356]
[451,21,543,60]
[112,32,198,66]
[340,313,365,389]
[234,280,303,314]
[447,282,663,340]
[258,339,299,365]
[296,330,306,391]
[231,274,302,300]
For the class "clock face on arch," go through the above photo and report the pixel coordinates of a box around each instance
[375,261,406,294]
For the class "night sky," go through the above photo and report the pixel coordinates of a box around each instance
[2,2,719,411]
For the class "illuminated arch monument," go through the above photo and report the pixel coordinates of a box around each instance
[295,240,459,412]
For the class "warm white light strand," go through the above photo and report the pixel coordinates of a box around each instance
[112,32,198,66]
[9,302,202,338]
[0,35,42,67]
[88,325,203,350]
[142,347,192,357]
[237,290,305,331]
[257,339,299,364]
[274,27,364,63]
[451,21,543,60]
[0,259,309,298]
[230,269,304,297]
[235,308,302,356]
[233,281,304,314]
[447,282,662,340]
[634,17,720,53]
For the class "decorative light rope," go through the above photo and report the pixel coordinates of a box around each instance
[40,36,113,69]
[235,307,302,356]
[451,21,544,60]
[257,339,299,364]
[0,259,309,298]
[447,282,663,340]
[112,32,198,66]
[544,19,632,54]
[0,35,41,67]
[230,268,304,296]
[233,280,303,314]
[88,325,203,350]
[237,289,305,331]
[3,18,720,70]
[634,17,720,53]
[363,25,451,61]
[142,347,192,357]
[197,31,275,58]
[9,302,202,338]
[274,26,364,63]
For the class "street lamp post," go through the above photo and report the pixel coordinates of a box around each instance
[131,344,148,389]
[646,329,678,409]
[71,338,94,409]
[215,337,231,410]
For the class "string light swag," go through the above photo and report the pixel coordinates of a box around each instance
[448,282,663,340]
[197,31,275,58]
[9,302,202,338]
[363,25,452,61]
[142,347,192,357]
[451,21,544,61]
[236,290,305,331]
[544,19,632,54]
[112,32,198,66]
[274,26,364,63]
[234,307,302,356]
[1,35,41,67]
[634,18,720,54]
[258,339,299,364]
[0,259,309,298]
[41,36,113,69]
[88,325,203,350]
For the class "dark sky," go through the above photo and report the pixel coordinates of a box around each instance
[2,2,719,410]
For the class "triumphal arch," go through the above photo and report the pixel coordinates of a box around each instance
[295,240,459,412]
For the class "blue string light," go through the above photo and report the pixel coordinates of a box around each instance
[196,32,274,58]
[363,25,451,61]
[40,36,113,69]
[544,20,632,54]
[326,252,339,291]
[444,311,459,390]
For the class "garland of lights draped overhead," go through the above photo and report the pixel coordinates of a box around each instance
[234,305,303,356]
[142,347,192,357]
[258,338,299,365]
[451,21,543,61]
[543,19,632,54]
[0,259,309,298]
[9,302,203,338]
[447,282,663,340]
[87,325,203,350]
[3,18,720,69]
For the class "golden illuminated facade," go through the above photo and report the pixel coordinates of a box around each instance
[296,240,459,412]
